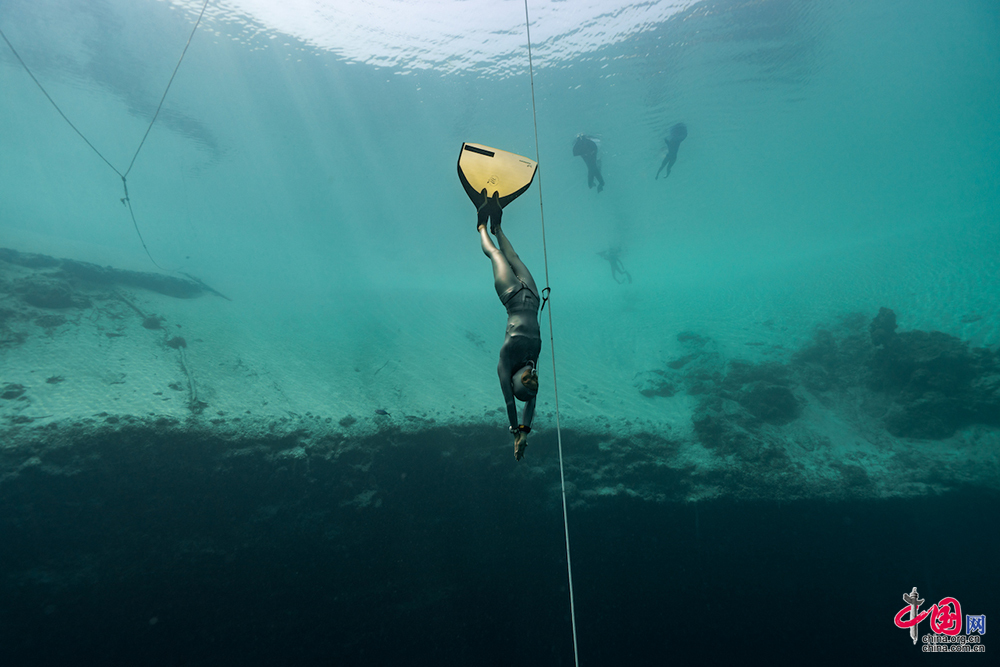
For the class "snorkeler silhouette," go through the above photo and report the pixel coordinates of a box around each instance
[597,247,632,284]
[655,122,687,180]
[573,134,605,192]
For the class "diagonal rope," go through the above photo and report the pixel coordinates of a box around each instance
[124,0,209,178]
[0,0,211,270]
[0,27,123,177]
[523,2,580,666]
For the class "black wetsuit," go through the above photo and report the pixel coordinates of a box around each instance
[656,122,687,179]
[497,281,541,432]
[573,135,605,192]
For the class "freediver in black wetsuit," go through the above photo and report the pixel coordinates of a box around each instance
[476,194,541,461]
[573,134,605,192]
[597,247,632,284]
[656,122,687,180]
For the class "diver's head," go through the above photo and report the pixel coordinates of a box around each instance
[512,363,539,401]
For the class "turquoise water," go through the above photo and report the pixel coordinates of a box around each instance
[3,0,998,434]
[1,1,998,663]
[3,0,997,319]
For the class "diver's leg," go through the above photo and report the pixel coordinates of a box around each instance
[656,156,668,180]
[605,260,617,282]
[584,155,597,189]
[615,259,632,284]
[495,226,539,296]
[481,225,518,296]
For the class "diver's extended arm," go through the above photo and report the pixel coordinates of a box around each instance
[512,395,535,460]
[498,360,519,431]
[521,396,536,432]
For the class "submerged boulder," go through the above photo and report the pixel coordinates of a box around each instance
[633,370,677,398]
[737,381,801,425]
[17,277,90,309]
[869,306,898,349]
[720,361,801,425]
[866,308,1000,438]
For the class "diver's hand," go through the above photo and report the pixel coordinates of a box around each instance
[514,432,528,461]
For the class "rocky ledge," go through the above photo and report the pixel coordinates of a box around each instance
[2,247,999,504]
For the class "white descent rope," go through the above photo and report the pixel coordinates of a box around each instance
[523,2,580,665]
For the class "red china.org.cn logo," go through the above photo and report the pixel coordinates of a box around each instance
[894,587,986,653]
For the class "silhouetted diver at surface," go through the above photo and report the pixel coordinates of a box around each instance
[597,247,632,284]
[656,122,688,179]
[573,134,605,192]
[477,202,541,461]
